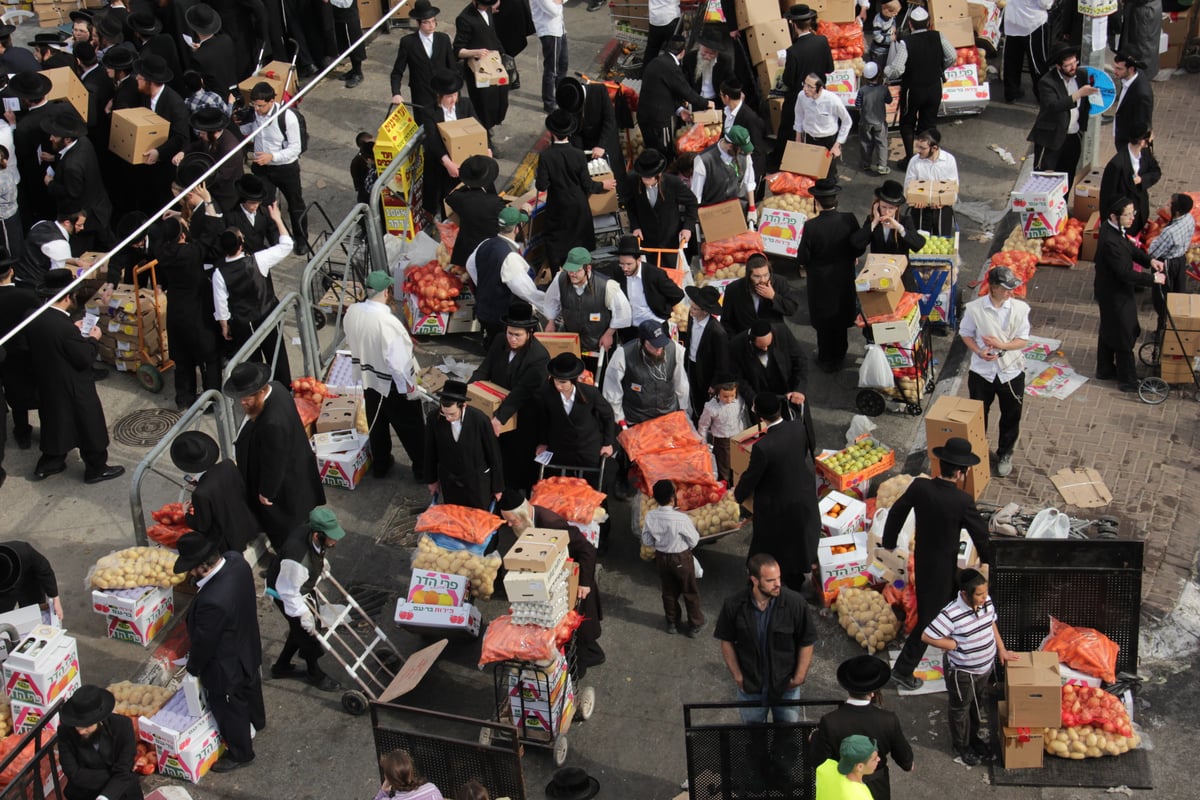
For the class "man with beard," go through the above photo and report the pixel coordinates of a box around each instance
[719,253,799,337]
[729,320,815,454]
[542,247,632,373]
[1027,44,1097,187]
[796,179,864,372]
[603,319,689,426]
[682,27,734,106]
[133,55,191,212]
[58,685,143,800]
[176,108,245,213]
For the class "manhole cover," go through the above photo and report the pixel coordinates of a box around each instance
[113,409,182,447]
[376,500,426,547]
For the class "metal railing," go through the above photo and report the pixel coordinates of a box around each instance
[365,127,427,274]
[0,700,63,800]
[300,203,373,376]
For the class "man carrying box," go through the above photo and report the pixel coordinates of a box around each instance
[921,568,1020,766]
[793,73,851,183]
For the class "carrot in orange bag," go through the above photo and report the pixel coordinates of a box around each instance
[479,614,560,666]
[617,410,703,461]
[1042,615,1120,683]
[531,476,607,525]
[415,504,503,545]
[765,173,816,197]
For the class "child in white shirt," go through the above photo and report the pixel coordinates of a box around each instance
[697,378,747,484]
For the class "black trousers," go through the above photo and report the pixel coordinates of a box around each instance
[1002,24,1052,101]
[321,1,366,70]
[967,370,1024,458]
[1097,337,1138,386]
[892,611,936,678]
[639,120,674,159]
[252,161,307,250]
[946,660,992,753]
[272,598,326,672]
[814,319,850,366]
[1034,131,1083,188]
[655,550,703,627]
[207,673,266,763]
[643,18,680,64]
[899,84,941,159]
[170,323,221,407]
[228,318,292,386]
[364,386,427,480]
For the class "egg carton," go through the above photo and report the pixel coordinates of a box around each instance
[511,596,569,629]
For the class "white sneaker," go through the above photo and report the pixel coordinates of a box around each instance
[997,454,1013,477]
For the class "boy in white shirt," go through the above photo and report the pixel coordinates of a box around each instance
[697,377,748,484]
[641,479,704,636]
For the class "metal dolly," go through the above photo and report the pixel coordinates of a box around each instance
[978,502,1120,539]
[855,325,937,417]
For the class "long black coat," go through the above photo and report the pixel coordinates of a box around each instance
[613,261,685,321]
[1112,71,1154,148]
[797,208,864,327]
[810,701,914,800]
[568,83,624,184]
[881,477,992,624]
[186,460,260,552]
[0,540,58,612]
[729,323,807,402]
[472,336,551,491]
[453,3,509,129]
[621,173,699,250]
[59,715,143,800]
[733,418,820,578]
[184,130,246,214]
[637,53,709,130]
[681,315,730,417]
[188,33,238,98]
[1028,67,1091,151]
[493,0,533,57]
[50,136,114,238]
[27,307,109,458]
[14,101,67,226]
[224,205,279,253]
[446,187,507,267]
[849,213,926,290]
[0,284,39,411]
[534,380,615,468]
[535,142,605,269]
[1093,221,1157,350]
[234,381,326,549]
[157,218,220,351]
[423,404,504,509]
[81,65,115,148]
[390,30,456,111]
[1099,146,1161,235]
[719,274,801,336]
[422,96,480,216]
[185,550,263,695]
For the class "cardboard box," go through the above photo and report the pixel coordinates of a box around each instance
[106,597,173,647]
[969,0,1002,48]
[316,395,359,433]
[469,51,509,87]
[403,294,449,335]
[238,61,299,105]
[1011,171,1069,214]
[1059,664,1103,688]
[691,109,724,127]
[730,425,767,477]
[906,180,959,209]
[810,0,858,22]
[698,199,749,243]
[566,559,579,608]
[394,600,482,636]
[1021,202,1068,239]
[858,286,905,319]
[13,694,80,735]
[138,688,221,753]
[816,533,870,604]
[503,563,568,603]
[44,66,89,122]
[534,332,582,359]
[313,429,362,458]
[467,381,516,434]
[110,108,170,165]
[935,15,976,48]
[856,254,908,291]
[1160,44,1183,70]
[316,432,372,490]
[437,117,489,165]
[927,0,970,23]
[406,568,470,606]
[1167,293,1200,331]
[735,0,781,29]
[374,102,424,240]
[588,171,618,216]
[1078,212,1100,262]
[1005,651,1062,729]
[504,528,570,572]
[1160,354,1200,384]
[1162,328,1200,357]
[91,585,172,622]
[1071,169,1102,221]
[957,528,981,570]
[925,396,990,499]
[768,95,784,133]
[3,627,80,707]
[156,728,224,784]
[757,205,807,257]
[998,701,1044,769]
[505,660,570,712]
[745,21,791,65]
[870,303,920,346]
[819,491,868,537]
[780,141,832,179]
[1049,467,1113,508]
[357,0,383,28]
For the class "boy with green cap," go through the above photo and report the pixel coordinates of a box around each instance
[688,124,757,208]
[815,735,879,800]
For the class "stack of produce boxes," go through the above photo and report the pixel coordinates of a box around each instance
[907,230,960,326]
[2,625,81,734]
[403,504,502,635]
[812,438,889,606]
[1161,294,1200,385]
[999,652,1062,769]
[1011,172,1069,240]
[138,687,224,783]
[395,568,482,637]
[92,585,174,647]
[856,255,926,402]
[88,284,167,373]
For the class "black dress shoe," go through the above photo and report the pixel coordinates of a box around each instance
[84,465,126,484]
[270,662,299,679]
[344,71,363,89]
[0,468,6,489]
[33,463,67,481]
[308,673,342,692]
[1118,383,1139,393]
[292,242,308,257]
[210,755,254,773]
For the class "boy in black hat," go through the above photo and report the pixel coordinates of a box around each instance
[423,379,505,509]
[390,0,456,109]
[170,431,259,553]
[682,284,730,421]
[621,152,699,252]
[225,174,279,253]
[421,69,480,217]
[535,351,616,474]
[58,685,142,800]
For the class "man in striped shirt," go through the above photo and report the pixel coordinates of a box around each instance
[921,569,1019,766]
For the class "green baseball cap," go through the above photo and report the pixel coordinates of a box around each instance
[364,270,394,292]
[562,247,591,272]
[838,735,877,775]
[309,507,346,540]
[725,125,754,153]
[498,207,531,227]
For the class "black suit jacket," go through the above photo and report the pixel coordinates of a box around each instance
[50,137,114,235]
[729,322,807,401]
[454,5,507,74]
[1099,145,1160,233]
[729,102,768,184]
[59,715,143,800]
[144,86,191,161]
[535,381,616,467]
[681,314,730,414]
[188,33,238,98]
[1028,67,1091,151]
[621,173,699,251]
[781,34,834,100]
[719,275,799,336]
[185,550,263,692]
[391,30,456,110]
[494,0,533,57]
[186,460,259,552]
[614,261,686,322]
[471,336,551,424]
[1113,72,1154,148]
[423,405,504,508]
[14,101,67,223]
[638,53,710,129]
[225,204,280,252]
[139,32,186,94]
[112,74,143,111]
[0,284,39,410]
[797,208,864,326]
[445,187,506,267]
[186,129,246,213]
[80,65,115,144]
[0,540,57,611]
[810,702,914,800]
[1093,220,1156,350]
[681,50,735,100]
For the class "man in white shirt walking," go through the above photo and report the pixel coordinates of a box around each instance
[793,73,852,182]
[531,0,567,113]
[958,266,1030,477]
[1001,0,1054,103]
[239,82,307,255]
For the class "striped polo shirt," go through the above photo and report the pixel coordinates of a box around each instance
[925,594,998,674]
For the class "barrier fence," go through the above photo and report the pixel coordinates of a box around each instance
[0,702,64,800]
[300,203,374,377]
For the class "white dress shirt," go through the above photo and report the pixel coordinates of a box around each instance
[960,293,1030,383]
[688,314,708,362]
[649,0,681,26]
[542,275,633,331]
[531,0,565,37]
[624,266,656,326]
[559,385,576,416]
[904,149,960,184]
[691,146,756,202]
[420,31,435,58]
[1002,0,1053,37]
[602,340,691,421]
[239,103,303,165]
[793,90,852,143]
[465,235,547,311]
[42,222,73,268]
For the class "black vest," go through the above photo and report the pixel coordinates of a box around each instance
[903,30,945,89]
[697,144,740,206]
[557,271,612,352]
[15,221,67,286]
[218,255,278,323]
[620,339,678,425]
[474,236,519,325]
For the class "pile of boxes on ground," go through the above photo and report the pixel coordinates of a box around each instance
[856,255,925,403]
[308,354,373,490]
[1160,294,1200,386]
[999,651,1063,769]
[87,284,168,374]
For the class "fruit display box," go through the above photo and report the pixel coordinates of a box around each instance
[908,231,960,270]
[819,490,868,537]
[3,626,80,707]
[406,568,470,606]
[815,435,896,492]
[394,599,482,636]
[815,532,870,605]
[92,585,173,622]
[1011,171,1069,214]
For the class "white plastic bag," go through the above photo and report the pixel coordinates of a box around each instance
[693,555,704,580]
[845,415,877,446]
[1026,507,1070,539]
[859,345,895,389]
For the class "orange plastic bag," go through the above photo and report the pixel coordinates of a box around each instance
[147,523,190,549]
[531,476,606,525]
[151,502,187,526]
[818,20,865,57]
[634,445,720,509]
[415,503,502,545]
[700,231,765,262]
[479,614,560,666]
[1042,616,1120,683]
[554,609,585,646]
[0,737,45,790]
[676,122,721,153]
[765,173,815,197]
[901,553,918,634]
[294,397,320,427]
[617,410,702,461]
[436,219,459,252]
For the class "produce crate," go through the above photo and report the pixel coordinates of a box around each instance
[814,434,895,492]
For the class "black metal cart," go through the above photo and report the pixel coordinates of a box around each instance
[856,325,937,417]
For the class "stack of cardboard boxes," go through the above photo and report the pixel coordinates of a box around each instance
[138,686,224,783]
[311,392,371,490]
[1000,652,1062,769]
[856,255,921,346]
[925,396,991,499]
[1161,294,1200,385]
[1011,171,1069,240]
[1070,168,1103,262]
[3,625,82,735]
[1161,11,1191,71]
[89,284,167,373]
[92,585,174,647]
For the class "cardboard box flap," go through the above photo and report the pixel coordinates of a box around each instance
[378,639,448,703]
[1007,651,1061,686]
[1050,467,1112,508]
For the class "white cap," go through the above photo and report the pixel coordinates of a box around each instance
[862,62,879,80]
[910,7,929,22]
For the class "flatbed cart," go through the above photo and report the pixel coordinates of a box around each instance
[481,631,596,766]
[1136,283,1200,404]
[124,259,174,394]
[855,325,937,417]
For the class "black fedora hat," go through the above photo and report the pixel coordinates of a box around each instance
[221,361,271,399]
[545,767,600,800]
[500,300,539,329]
[42,110,87,140]
[685,284,723,315]
[836,655,891,694]
[431,68,463,96]
[810,177,842,199]
[409,0,441,19]
[235,174,268,202]
[4,71,52,101]
[69,10,94,24]
[127,10,162,37]
[616,234,642,258]
[173,532,217,573]
[103,46,136,72]
[27,31,71,50]
[932,436,981,468]
[874,180,906,206]
[60,685,116,728]
[459,155,499,188]
[439,379,469,403]
[37,268,75,299]
[787,3,817,21]
[697,25,726,51]
[170,431,220,474]
[176,152,215,186]
[190,106,229,133]
[0,24,14,39]
[545,108,577,138]
[135,54,174,85]
[555,76,585,115]
[185,3,222,36]
[0,544,20,594]
[632,149,666,178]
[95,13,125,42]
[547,352,585,381]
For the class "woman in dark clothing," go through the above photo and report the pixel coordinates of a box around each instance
[445,155,506,268]
[530,110,615,272]
[422,69,486,218]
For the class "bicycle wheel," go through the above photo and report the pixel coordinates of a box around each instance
[1138,340,1161,366]
[1137,377,1170,405]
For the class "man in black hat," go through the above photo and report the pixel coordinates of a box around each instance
[453,0,510,135]
[28,32,76,70]
[682,26,735,106]
[883,8,954,168]
[881,437,992,691]
[73,43,113,149]
[58,685,143,800]
[535,351,616,473]
[240,81,308,255]
[810,656,914,800]
[104,46,142,112]
[224,361,326,550]
[719,80,768,190]
[1028,44,1097,186]
[391,0,456,110]
[95,9,128,58]
[171,431,259,552]
[465,206,544,351]
[9,71,62,228]
[638,35,712,158]
[445,154,507,266]
[44,110,113,254]
[720,253,800,338]
[127,10,183,93]
[542,246,632,372]
[25,269,123,484]
[176,108,245,213]
[729,320,811,429]
[421,69,481,217]
[134,54,191,210]
[681,284,729,421]
[556,75,624,184]
[797,178,865,371]
[0,25,40,73]
[1100,124,1160,237]
[174,532,265,773]
[423,379,505,509]
[0,541,63,623]
[602,318,689,427]
[622,154,698,253]
[611,235,686,343]
[850,180,926,290]
[15,203,89,288]
[0,257,39,456]
[1111,52,1154,150]
[225,174,280,253]
[770,4,833,172]
[69,10,94,48]
[185,4,237,101]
